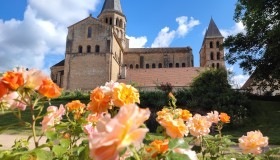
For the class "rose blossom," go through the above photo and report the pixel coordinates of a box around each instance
[187,114,212,137]
[207,111,219,124]
[0,92,27,111]
[41,105,65,132]
[238,130,268,155]
[88,104,150,160]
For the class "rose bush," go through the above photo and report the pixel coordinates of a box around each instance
[0,68,279,160]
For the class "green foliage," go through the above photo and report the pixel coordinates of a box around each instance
[55,89,90,100]
[224,0,280,92]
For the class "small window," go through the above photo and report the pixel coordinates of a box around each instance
[169,63,173,68]
[116,18,119,26]
[95,45,100,53]
[212,63,215,68]
[210,41,213,48]
[176,63,179,68]
[78,46,83,53]
[105,18,108,24]
[210,52,214,60]
[217,63,220,68]
[158,63,162,68]
[136,64,139,69]
[152,63,156,68]
[146,64,150,69]
[216,41,220,48]
[217,52,220,60]
[87,45,91,53]
[109,17,113,25]
[87,27,92,38]
[119,19,123,28]
[182,63,186,67]
[130,64,133,69]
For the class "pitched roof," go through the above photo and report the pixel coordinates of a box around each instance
[124,47,192,54]
[51,60,65,67]
[100,0,123,14]
[118,67,204,87]
[205,18,223,38]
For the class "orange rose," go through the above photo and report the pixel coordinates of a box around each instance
[0,81,9,99]
[180,109,192,121]
[2,71,24,90]
[238,130,268,154]
[219,112,230,123]
[113,83,140,107]
[38,79,62,98]
[158,115,189,138]
[146,139,169,158]
[87,87,111,114]
[66,100,85,112]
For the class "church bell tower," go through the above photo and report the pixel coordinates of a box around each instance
[200,18,225,69]
[98,0,127,48]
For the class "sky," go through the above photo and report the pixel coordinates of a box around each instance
[0,0,249,88]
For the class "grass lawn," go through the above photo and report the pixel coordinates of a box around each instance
[224,100,280,145]
[1,98,280,145]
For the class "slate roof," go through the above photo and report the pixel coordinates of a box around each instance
[100,0,123,14]
[51,60,65,67]
[205,18,223,38]
[118,67,204,87]
[124,47,192,54]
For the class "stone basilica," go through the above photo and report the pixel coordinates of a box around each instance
[51,0,225,90]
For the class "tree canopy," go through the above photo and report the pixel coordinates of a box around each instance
[223,0,280,91]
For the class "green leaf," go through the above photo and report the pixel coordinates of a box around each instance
[167,152,190,160]
[119,147,127,157]
[168,138,189,150]
[60,139,70,148]
[53,145,68,157]
[45,130,58,140]
[33,149,53,160]
[145,133,165,141]
[264,147,280,156]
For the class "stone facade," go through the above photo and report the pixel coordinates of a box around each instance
[50,0,225,90]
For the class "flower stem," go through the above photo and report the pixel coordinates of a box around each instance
[130,145,141,160]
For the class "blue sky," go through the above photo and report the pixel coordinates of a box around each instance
[0,0,248,88]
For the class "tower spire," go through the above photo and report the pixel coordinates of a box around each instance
[100,0,123,15]
[205,18,223,38]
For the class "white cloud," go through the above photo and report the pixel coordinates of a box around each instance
[220,22,246,38]
[176,16,200,37]
[151,27,176,48]
[0,0,100,74]
[231,74,249,89]
[151,16,199,47]
[126,35,148,48]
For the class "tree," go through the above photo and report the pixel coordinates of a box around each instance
[189,69,249,125]
[223,0,280,91]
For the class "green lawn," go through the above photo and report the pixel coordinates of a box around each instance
[1,99,280,145]
[224,100,280,145]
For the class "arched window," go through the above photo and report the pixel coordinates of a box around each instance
[116,18,119,26]
[136,64,139,69]
[120,31,123,39]
[210,41,213,48]
[95,45,100,53]
[119,19,123,28]
[158,63,162,68]
[182,63,186,67]
[130,64,133,69]
[78,46,83,53]
[216,41,220,48]
[176,63,179,68]
[110,18,113,25]
[212,63,215,68]
[105,18,108,24]
[217,63,220,68]
[210,52,214,60]
[87,45,91,53]
[87,27,92,38]
[217,52,220,60]
[152,63,156,68]
[146,64,150,69]
[169,63,173,68]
